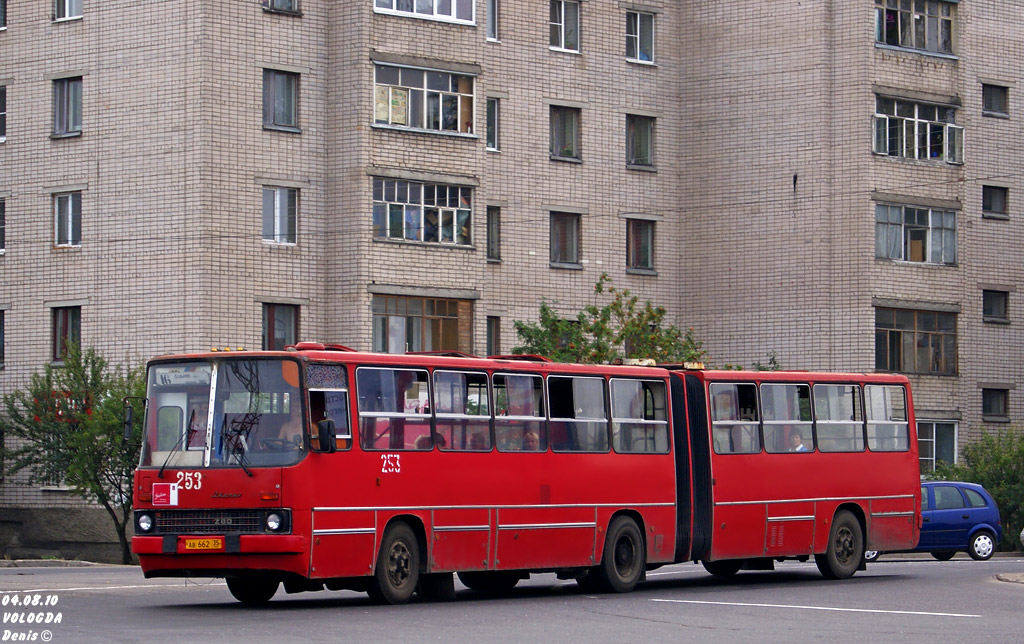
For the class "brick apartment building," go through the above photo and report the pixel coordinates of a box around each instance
[0,1,1020,552]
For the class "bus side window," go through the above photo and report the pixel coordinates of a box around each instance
[548,375,608,452]
[433,370,491,451]
[494,373,546,452]
[813,384,865,452]
[709,383,761,454]
[610,379,669,454]
[865,385,909,451]
[761,383,813,453]
[355,367,431,450]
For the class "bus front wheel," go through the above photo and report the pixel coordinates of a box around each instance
[593,516,645,593]
[815,510,863,580]
[368,522,420,604]
[226,577,279,605]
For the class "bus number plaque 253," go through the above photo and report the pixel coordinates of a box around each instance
[380,453,400,474]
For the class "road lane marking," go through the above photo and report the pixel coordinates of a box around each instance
[651,598,980,618]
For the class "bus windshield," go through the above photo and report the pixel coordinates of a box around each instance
[140,358,306,469]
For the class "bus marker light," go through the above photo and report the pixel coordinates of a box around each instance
[260,492,279,501]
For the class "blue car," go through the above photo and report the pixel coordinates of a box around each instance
[865,481,1003,562]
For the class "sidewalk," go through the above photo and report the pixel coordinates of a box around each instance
[0,559,104,568]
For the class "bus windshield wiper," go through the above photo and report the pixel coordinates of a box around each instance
[222,416,255,478]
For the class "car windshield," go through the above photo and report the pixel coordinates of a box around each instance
[140,358,306,469]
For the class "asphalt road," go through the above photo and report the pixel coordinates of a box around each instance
[2,556,1023,644]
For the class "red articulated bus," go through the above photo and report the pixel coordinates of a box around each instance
[130,342,920,604]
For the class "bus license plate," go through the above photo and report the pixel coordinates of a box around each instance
[183,538,223,551]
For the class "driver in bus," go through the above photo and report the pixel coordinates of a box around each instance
[264,408,304,450]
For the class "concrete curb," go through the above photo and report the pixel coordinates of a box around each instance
[0,560,106,568]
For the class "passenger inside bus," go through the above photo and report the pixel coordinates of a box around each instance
[789,429,809,452]
[522,431,541,451]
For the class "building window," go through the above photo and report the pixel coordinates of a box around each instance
[626,115,653,166]
[54,0,82,20]
[1,0,6,28]
[486,205,500,261]
[918,421,956,471]
[626,11,653,62]
[550,211,580,266]
[982,84,1008,116]
[486,0,498,40]
[550,106,580,160]
[0,197,5,252]
[875,307,956,375]
[875,203,956,265]
[486,98,500,150]
[372,178,471,245]
[262,303,298,350]
[549,0,579,52]
[874,0,953,55]
[982,186,1008,218]
[0,310,4,367]
[982,388,1008,420]
[53,77,82,136]
[52,306,80,361]
[263,69,298,130]
[0,85,6,142]
[262,187,297,244]
[486,316,501,356]
[982,290,1008,323]
[372,295,470,354]
[374,0,474,24]
[54,192,81,247]
[374,64,474,134]
[627,219,654,270]
[263,0,299,12]
[873,97,962,164]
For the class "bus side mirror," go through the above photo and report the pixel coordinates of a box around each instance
[316,419,337,454]
[123,404,133,443]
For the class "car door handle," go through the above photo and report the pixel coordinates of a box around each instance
[962,514,969,520]
[923,518,930,523]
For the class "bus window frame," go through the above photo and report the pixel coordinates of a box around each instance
[493,371,547,452]
[433,368,493,451]
[609,377,670,454]
[546,373,611,453]
[759,382,814,454]
[355,365,433,451]
[708,381,762,455]
[811,382,867,453]
[864,383,910,452]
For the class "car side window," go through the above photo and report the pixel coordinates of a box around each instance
[921,486,929,511]
[933,485,965,510]
[963,488,988,508]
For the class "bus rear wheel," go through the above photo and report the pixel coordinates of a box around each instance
[368,522,420,604]
[226,577,279,605]
[456,571,521,592]
[593,516,645,593]
[815,510,863,580]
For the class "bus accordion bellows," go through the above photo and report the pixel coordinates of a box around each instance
[130,342,921,604]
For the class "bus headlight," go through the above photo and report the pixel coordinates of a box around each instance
[266,513,282,532]
[137,513,154,533]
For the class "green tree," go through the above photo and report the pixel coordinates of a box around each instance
[1,343,146,563]
[933,429,1024,551]
[512,274,708,364]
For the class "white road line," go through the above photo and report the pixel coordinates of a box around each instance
[1,582,225,594]
[651,598,980,618]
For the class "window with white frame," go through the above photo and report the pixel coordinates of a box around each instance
[550,211,580,265]
[982,186,1008,218]
[875,0,954,55]
[626,114,653,166]
[486,0,498,40]
[374,0,474,24]
[875,203,956,265]
[374,64,474,134]
[54,0,82,20]
[627,219,654,270]
[918,420,956,471]
[263,69,299,130]
[549,0,579,52]
[54,192,81,247]
[486,97,499,150]
[53,77,82,136]
[550,105,580,160]
[262,187,297,244]
[626,11,653,62]
[373,178,471,245]
[873,97,962,163]
[0,86,6,142]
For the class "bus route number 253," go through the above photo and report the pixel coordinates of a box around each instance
[381,453,400,474]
